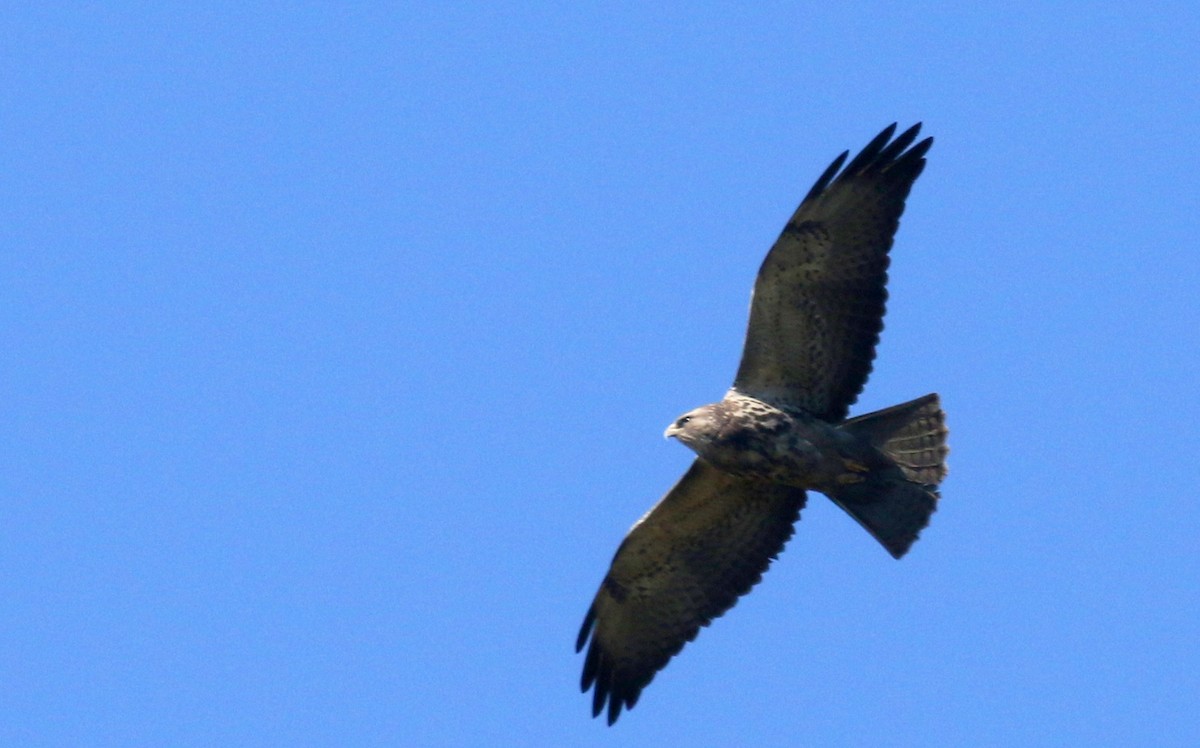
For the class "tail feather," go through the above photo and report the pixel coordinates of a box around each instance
[842,393,948,484]
[831,394,949,558]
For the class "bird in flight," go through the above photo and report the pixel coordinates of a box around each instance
[576,123,949,725]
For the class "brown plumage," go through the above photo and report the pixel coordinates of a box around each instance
[577,124,949,725]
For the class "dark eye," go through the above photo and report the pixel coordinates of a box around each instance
[677,416,692,427]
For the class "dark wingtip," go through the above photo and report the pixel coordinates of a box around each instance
[875,123,922,164]
[575,606,596,653]
[576,602,637,724]
[801,123,933,207]
[591,677,607,718]
[607,697,621,726]
[801,149,850,204]
[839,122,899,176]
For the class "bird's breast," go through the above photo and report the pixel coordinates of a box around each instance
[696,414,831,488]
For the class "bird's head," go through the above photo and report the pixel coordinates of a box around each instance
[664,404,726,447]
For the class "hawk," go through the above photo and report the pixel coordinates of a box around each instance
[576,123,949,725]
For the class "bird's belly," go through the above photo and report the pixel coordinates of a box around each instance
[703,431,831,488]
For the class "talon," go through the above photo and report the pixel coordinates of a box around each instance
[844,458,870,473]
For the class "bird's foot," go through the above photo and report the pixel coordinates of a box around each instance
[836,458,870,485]
[843,458,870,473]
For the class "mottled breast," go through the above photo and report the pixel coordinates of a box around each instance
[698,395,843,488]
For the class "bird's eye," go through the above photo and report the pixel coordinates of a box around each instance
[677,416,692,427]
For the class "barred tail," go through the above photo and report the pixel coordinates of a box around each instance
[844,393,948,485]
[831,394,949,558]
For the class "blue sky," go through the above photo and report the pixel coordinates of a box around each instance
[3,3,1198,746]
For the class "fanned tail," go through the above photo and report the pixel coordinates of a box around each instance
[831,394,949,558]
[845,393,948,484]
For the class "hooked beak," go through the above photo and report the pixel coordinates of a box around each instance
[663,423,681,440]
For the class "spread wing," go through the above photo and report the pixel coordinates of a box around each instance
[732,123,933,422]
[576,460,806,725]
